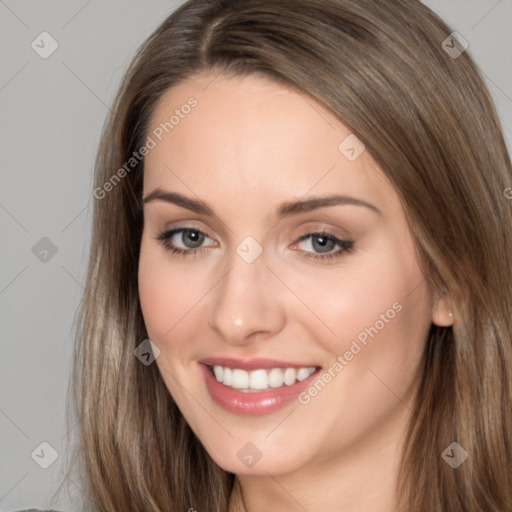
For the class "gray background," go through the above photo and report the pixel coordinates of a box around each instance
[1,1,510,510]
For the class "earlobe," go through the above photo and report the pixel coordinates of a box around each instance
[431,294,455,327]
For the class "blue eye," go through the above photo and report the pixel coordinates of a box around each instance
[295,231,354,261]
[156,228,213,256]
[156,228,354,262]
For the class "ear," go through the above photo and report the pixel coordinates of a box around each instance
[431,293,454,327]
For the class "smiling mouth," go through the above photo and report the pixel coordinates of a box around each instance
[206,364,319,393]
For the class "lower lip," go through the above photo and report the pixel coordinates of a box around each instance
[200,363,320,416]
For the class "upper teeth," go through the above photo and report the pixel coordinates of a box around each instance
[212,365,316,392]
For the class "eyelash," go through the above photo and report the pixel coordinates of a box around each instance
[156,228,354,262]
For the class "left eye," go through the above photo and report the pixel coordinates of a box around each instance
[293,232,354,260]
[296,232,339,253]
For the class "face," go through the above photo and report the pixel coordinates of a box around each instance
[138,72,444,476]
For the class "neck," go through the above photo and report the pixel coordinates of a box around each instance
[228,403,412,512]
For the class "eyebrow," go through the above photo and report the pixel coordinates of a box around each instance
[142,188,382,218]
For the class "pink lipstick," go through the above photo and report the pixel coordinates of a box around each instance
[199,358,321,416]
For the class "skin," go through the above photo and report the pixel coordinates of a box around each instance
[137,72,454,512]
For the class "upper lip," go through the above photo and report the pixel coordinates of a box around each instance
[199,357,321,371]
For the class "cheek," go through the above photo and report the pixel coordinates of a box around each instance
[138,259,171,342]
[318,247,432,400]
[288,256,432,450]
[137,239,199,344]
[297,240,433,381]
[137,243,204,403]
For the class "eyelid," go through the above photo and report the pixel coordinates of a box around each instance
[296,221,352,239]
[163,221,217,241]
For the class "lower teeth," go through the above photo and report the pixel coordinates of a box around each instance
[238,387,282,393]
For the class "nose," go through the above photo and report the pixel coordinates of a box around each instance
[208,249,287,346]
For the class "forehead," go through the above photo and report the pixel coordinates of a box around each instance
[143,72,394,216]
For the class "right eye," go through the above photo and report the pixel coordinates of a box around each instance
[156,227,216,257]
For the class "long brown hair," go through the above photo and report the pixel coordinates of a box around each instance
[55,0,512,510]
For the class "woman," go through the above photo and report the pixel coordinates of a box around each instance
[55,0,512,510]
